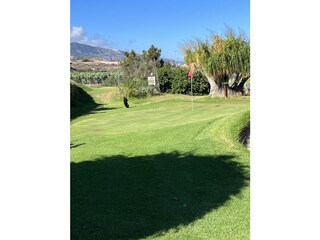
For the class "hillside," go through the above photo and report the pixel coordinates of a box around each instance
[71,42,125,61]
[70,42,184,65]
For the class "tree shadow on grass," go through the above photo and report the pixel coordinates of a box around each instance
[71,152,249,240]
[89,106,118,114]
[71,83,98,120]
[92,107,117,112]
[70,143,86,149]
[71,103,118,120]
[70,83,117,120]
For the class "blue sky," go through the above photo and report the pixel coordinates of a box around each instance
[70,0,250,61]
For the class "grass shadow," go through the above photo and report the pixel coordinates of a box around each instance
[70,143,86,149]
[71,83,99,120]
[70,82,117,120]
[89,106,118,114]
[71,103,98,120]
[71,104,118,120]
[71,151,249,239]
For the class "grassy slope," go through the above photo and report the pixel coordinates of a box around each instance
[71,87,250,240]
[70,81,99,120]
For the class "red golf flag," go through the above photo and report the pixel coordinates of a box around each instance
[188,70,193,79]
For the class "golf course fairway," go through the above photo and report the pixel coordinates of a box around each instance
[71,87,250,240]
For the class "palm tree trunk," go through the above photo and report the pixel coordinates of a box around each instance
[207,76,222,97]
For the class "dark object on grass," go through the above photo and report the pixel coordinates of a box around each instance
[123,97,129,108]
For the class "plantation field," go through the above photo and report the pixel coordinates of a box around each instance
[71,87,250,239]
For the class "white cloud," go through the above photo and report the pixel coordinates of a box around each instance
[70,26,86,42]
[70,26,111,48]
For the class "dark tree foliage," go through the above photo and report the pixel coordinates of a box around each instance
[190,71,210,96]
[142,45,161,61]
[120,45,209,97]
[157,63,174,93]
[158,63,209,95]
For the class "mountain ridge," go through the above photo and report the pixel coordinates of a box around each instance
[71,42,184,64]
[71,42,125,61]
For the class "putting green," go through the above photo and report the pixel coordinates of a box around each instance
[71,89,250,240]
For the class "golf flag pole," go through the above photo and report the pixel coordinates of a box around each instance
[191,76,193,112]
[188,69,193,112]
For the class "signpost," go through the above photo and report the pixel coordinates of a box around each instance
[148,73,156,96]
[148,76,156,86]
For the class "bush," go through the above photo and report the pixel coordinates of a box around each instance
[158,65,209,95]
[171,68,190,94]
[190,71,210,96]
[157,65,174,93]
[81,57,91,62]
[122,78,147,98]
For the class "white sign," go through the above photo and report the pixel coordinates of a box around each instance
[148,76,156,86]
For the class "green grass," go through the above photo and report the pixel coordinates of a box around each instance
[71,81,98,120]
[71,87,250,240]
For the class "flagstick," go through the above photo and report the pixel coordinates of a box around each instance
[191,76,193,112]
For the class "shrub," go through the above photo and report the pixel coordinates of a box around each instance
[158,65,174,93]
[122,78,147,98]
[81,57,91,62]
[158,65,209,95]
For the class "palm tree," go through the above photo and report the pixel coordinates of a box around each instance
[222,30,250,96]
[183,29,250,97]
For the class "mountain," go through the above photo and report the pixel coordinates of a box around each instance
[71,42,125,61]
[161,58,185,65]
[70,42,184,64]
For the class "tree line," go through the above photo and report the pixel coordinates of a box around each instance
[119,45,211,97]
[70,28,250,98]
[120,28,250,98]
